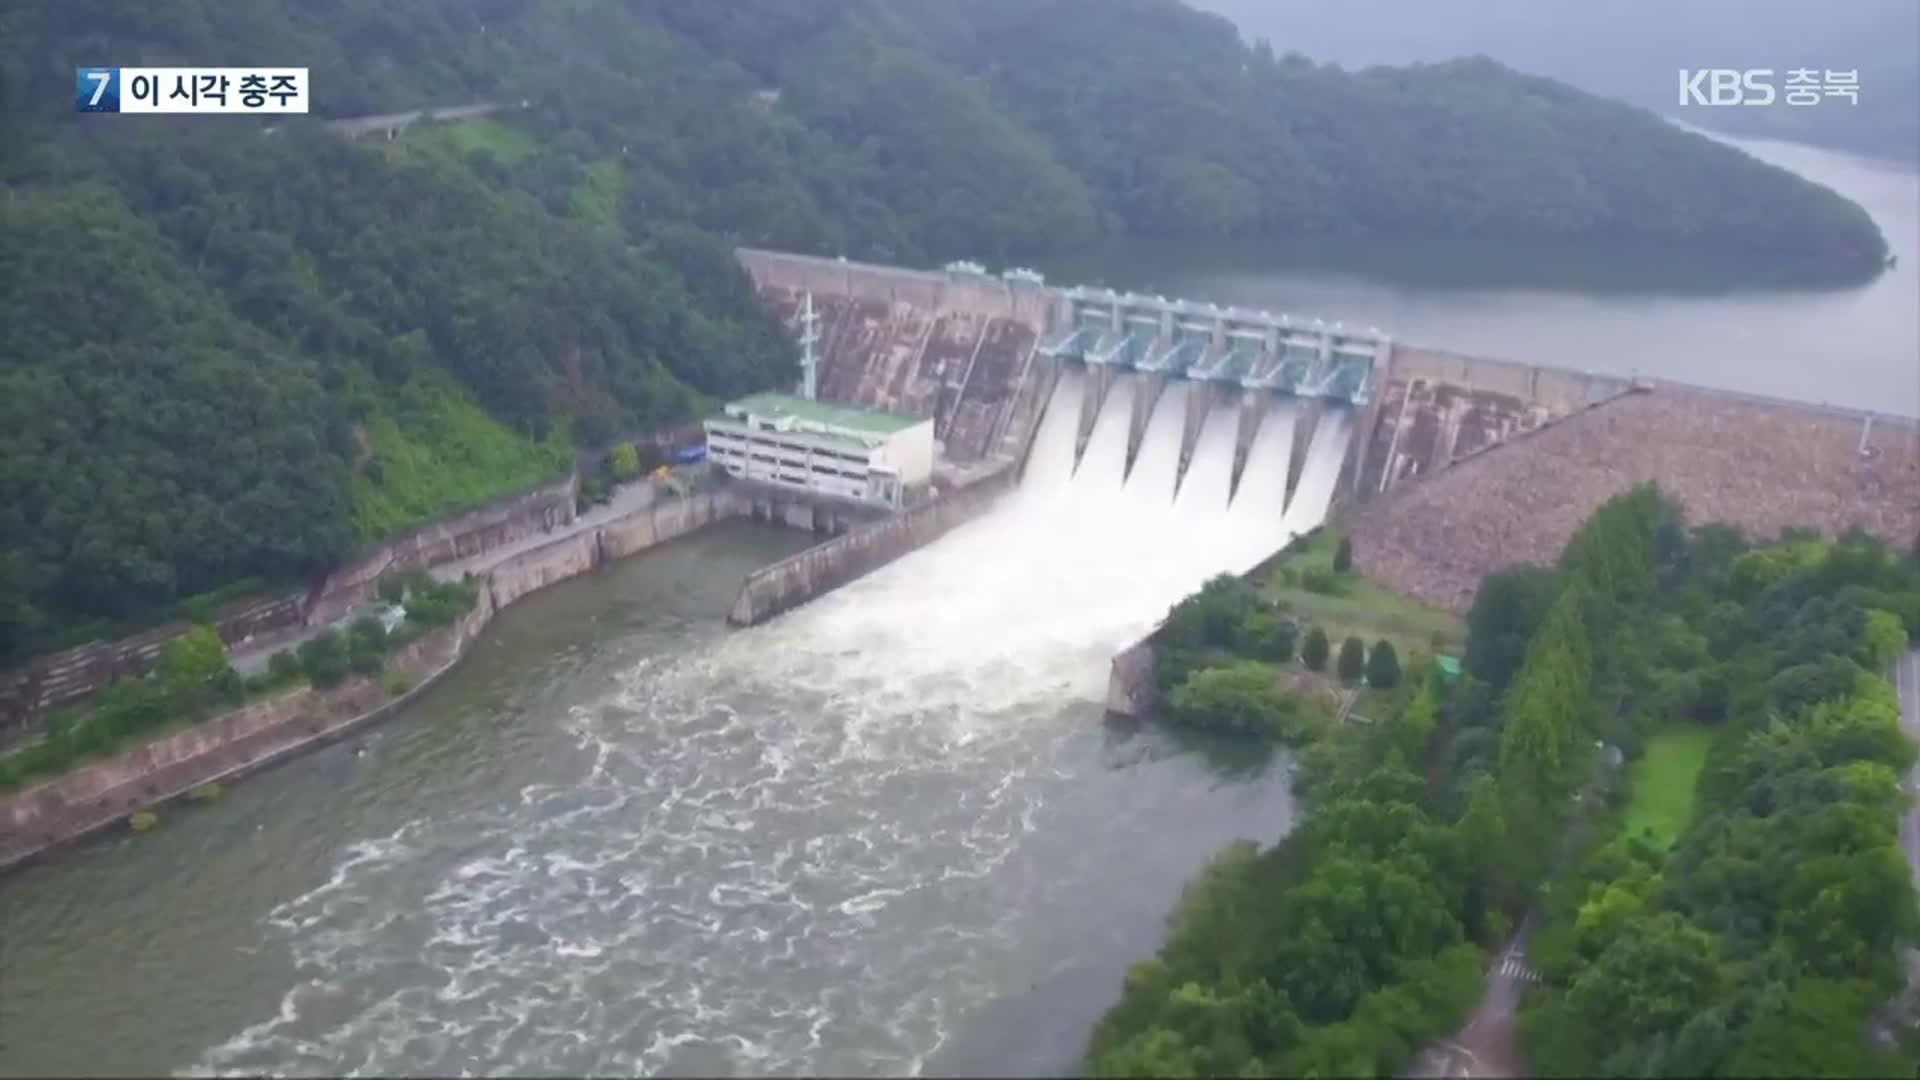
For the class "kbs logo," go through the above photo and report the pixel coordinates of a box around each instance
[1678,68,1860,107]
[1679,69,1776,106]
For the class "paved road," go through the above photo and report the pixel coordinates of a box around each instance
[1406,922,1537,1079]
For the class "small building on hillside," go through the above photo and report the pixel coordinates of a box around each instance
[703,393,933,508]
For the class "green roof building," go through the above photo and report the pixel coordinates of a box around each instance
[704,392,934,507]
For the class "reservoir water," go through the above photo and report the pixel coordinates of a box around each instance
[1,133,1914,1077]
[1040,132,1920,418]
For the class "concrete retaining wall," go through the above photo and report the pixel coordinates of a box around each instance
[600,489,744,561]
[727,465,1019,626]
[1106,638,1159,719]
[0,475,581,743]
[308,474,579,627]
[0,591,311,746]
[0,489,745,874]
[0,599,493,872]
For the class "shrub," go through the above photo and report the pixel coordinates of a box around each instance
[1302,627,1331,671]
[188,782,222,803]
[1333,535,1354,573]
[609,441,642,480]
[128,809,159,832]
[1337,636,1367,685]
[298,630,351,689]
[266,649,303,687]
[157,625,238,710]
[1240,611,1299,664]
[1166,661,1325,743]
[405,578,480,628]
[376,574,408,606]
[1367,640,1402,689]
[347,616,388,675]
[1301,568,1344,596]
[1162,574,1265,653]
[380,669,415,697]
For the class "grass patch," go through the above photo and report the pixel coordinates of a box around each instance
[1261,529,1467,658]
[400,118,538,166]
[1621,725,1714,854]
[571,159,625,239]
[349,373,574,541]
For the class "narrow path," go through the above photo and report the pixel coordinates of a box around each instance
[1407,918,1535,1078]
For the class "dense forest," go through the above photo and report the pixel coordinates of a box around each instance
[0,0,1892,664]
[1092,489,1920,1075]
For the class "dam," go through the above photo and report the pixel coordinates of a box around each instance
[736,247,1918,624]
[2,244,1917,1077]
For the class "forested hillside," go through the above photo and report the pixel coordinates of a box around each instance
[0,0,1892,664]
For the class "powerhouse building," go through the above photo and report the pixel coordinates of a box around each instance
[704,393,934,508]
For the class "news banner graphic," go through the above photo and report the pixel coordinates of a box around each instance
[1678,68,1860,107]
[76,67,309,114]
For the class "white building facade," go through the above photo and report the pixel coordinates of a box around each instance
[704,393,934,508]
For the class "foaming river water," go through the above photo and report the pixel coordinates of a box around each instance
[0,378,1307,1078]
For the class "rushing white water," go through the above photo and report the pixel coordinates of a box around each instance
[170,368,1351,1079]
[1228,399,1297,529]
[1276,408,1354,557]
[1123,381,1190,507]
[1071,374,1135,496]
[1172,393,1240,517]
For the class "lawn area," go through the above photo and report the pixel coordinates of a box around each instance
[571,159,626,239]
[1621,725,1715,854]
[1260,528,1467,660]
[397,118,539,165]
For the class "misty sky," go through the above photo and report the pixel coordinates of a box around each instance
[1187,0,1918,158]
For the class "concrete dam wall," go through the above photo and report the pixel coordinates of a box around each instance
[737,249,1050,465]
[1339,345,1633,508]
[727,464,1020,627]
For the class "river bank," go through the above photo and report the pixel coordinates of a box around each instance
[0,489,741,873]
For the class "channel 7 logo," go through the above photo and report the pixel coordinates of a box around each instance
[76,67,118,112]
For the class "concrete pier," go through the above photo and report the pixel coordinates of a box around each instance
[1076,365,1118,467]
[727,466,1019,627]
[1231,390,1272,499]
[1126,374,1169,479]
[1177,382,1220,488]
